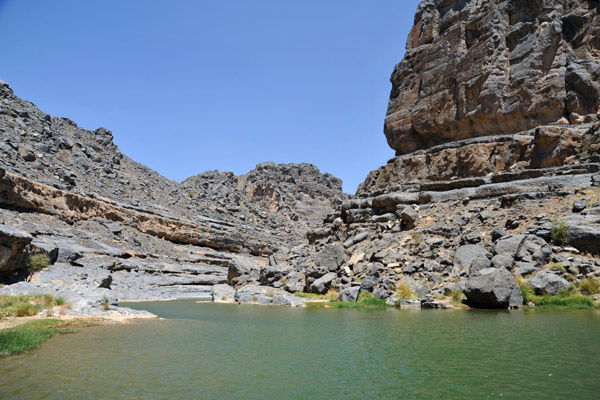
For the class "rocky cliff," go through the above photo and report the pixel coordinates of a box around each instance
[385,0,600,155]
[0,79,346,313]
[293,0,600,309]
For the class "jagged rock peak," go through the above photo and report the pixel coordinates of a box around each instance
[385,0,600,155]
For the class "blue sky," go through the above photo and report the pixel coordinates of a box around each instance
[0,0,421,193]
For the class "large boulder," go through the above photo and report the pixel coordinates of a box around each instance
[564,216,600,256]
[528,272,571,296]
[310,272,337,294]
[259,263,292,286]
[464,268,523,308]
[453,245,490,270]
[339,286,360,302]
[283,271,306,293]
[314,244,347,271]
[234,285,305,307]
[227,256,260,285]
[493,235,551,269]
[0,224,33,278]
[211,284,236,303]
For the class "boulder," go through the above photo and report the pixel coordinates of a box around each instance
[259,263,292,286]
[470,255,492,275]
[234,285,305,307]
[454,245,490,270]
[339,286,360,302]
[464,268,523,308]
[314,244,347,271]
[494,235,551,267]
[283,271,306,293]
[399,206,418,229]
[572,200,587,213]
[310,272,337,294]
[528,272,571,296]
[211,284,236,303]
[227,256,260,284]
[564,217,600,255]
[0,224,33,277]
[491,254,514,270]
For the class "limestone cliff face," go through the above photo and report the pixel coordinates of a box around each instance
[385,0,600,155]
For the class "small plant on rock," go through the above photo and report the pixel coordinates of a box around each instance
[550,262,566,273]
[516,276,534,304]
[396,283,414,300]
[579,277,600,295]
[550,217,569,246]
[101,295,110,311]
[25,253,51,280]
[410,232,422,244]
[449,290,463,303]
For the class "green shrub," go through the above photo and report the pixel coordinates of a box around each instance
[516,277,535,304]
[396,283,413,300]
[579,277,600,295]
[550,218,569,246]
[25,253,51,277]
[550,262,566,273]
[449,290,463,303]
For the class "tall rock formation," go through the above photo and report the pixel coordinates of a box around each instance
[384,0,600,155]
[300,0,600,309]
[358,0,599,197]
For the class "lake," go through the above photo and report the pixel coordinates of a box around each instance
[1,300,599,399]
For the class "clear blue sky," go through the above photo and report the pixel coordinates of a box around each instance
[0,0,421,193]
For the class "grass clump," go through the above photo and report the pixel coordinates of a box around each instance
[0,294,67,319]
[0,319,96,356]
[306,290,389,309]
[449,290,463,303]
[550,262,566,273]
[410,232,423,244]
[531,294,597,309]
[550,217,569,246]
[101,295,110,311]
[294,292,327,300]
[516,276,535,304]
[25,253,51,279]
[396,282,414,300]
[325,289,339,300]
[578,277,600,295]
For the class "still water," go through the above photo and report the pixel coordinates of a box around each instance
[1,300,599,399]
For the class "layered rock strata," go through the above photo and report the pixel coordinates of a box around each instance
[385,0,600,155]
[0,80,346,312]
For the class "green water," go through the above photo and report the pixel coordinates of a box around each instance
[1,301,599,399]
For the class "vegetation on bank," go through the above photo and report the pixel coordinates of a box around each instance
[0,294,67,319]
[517,278,599,309]
[303,291,389,309]
[0,319,97,356]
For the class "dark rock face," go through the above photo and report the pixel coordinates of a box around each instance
[384,0,600,156]
[0,224,32,278]
[528,272,571,296]
[464,268,523,308]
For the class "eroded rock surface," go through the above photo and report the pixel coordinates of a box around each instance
[385,0,600,155]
